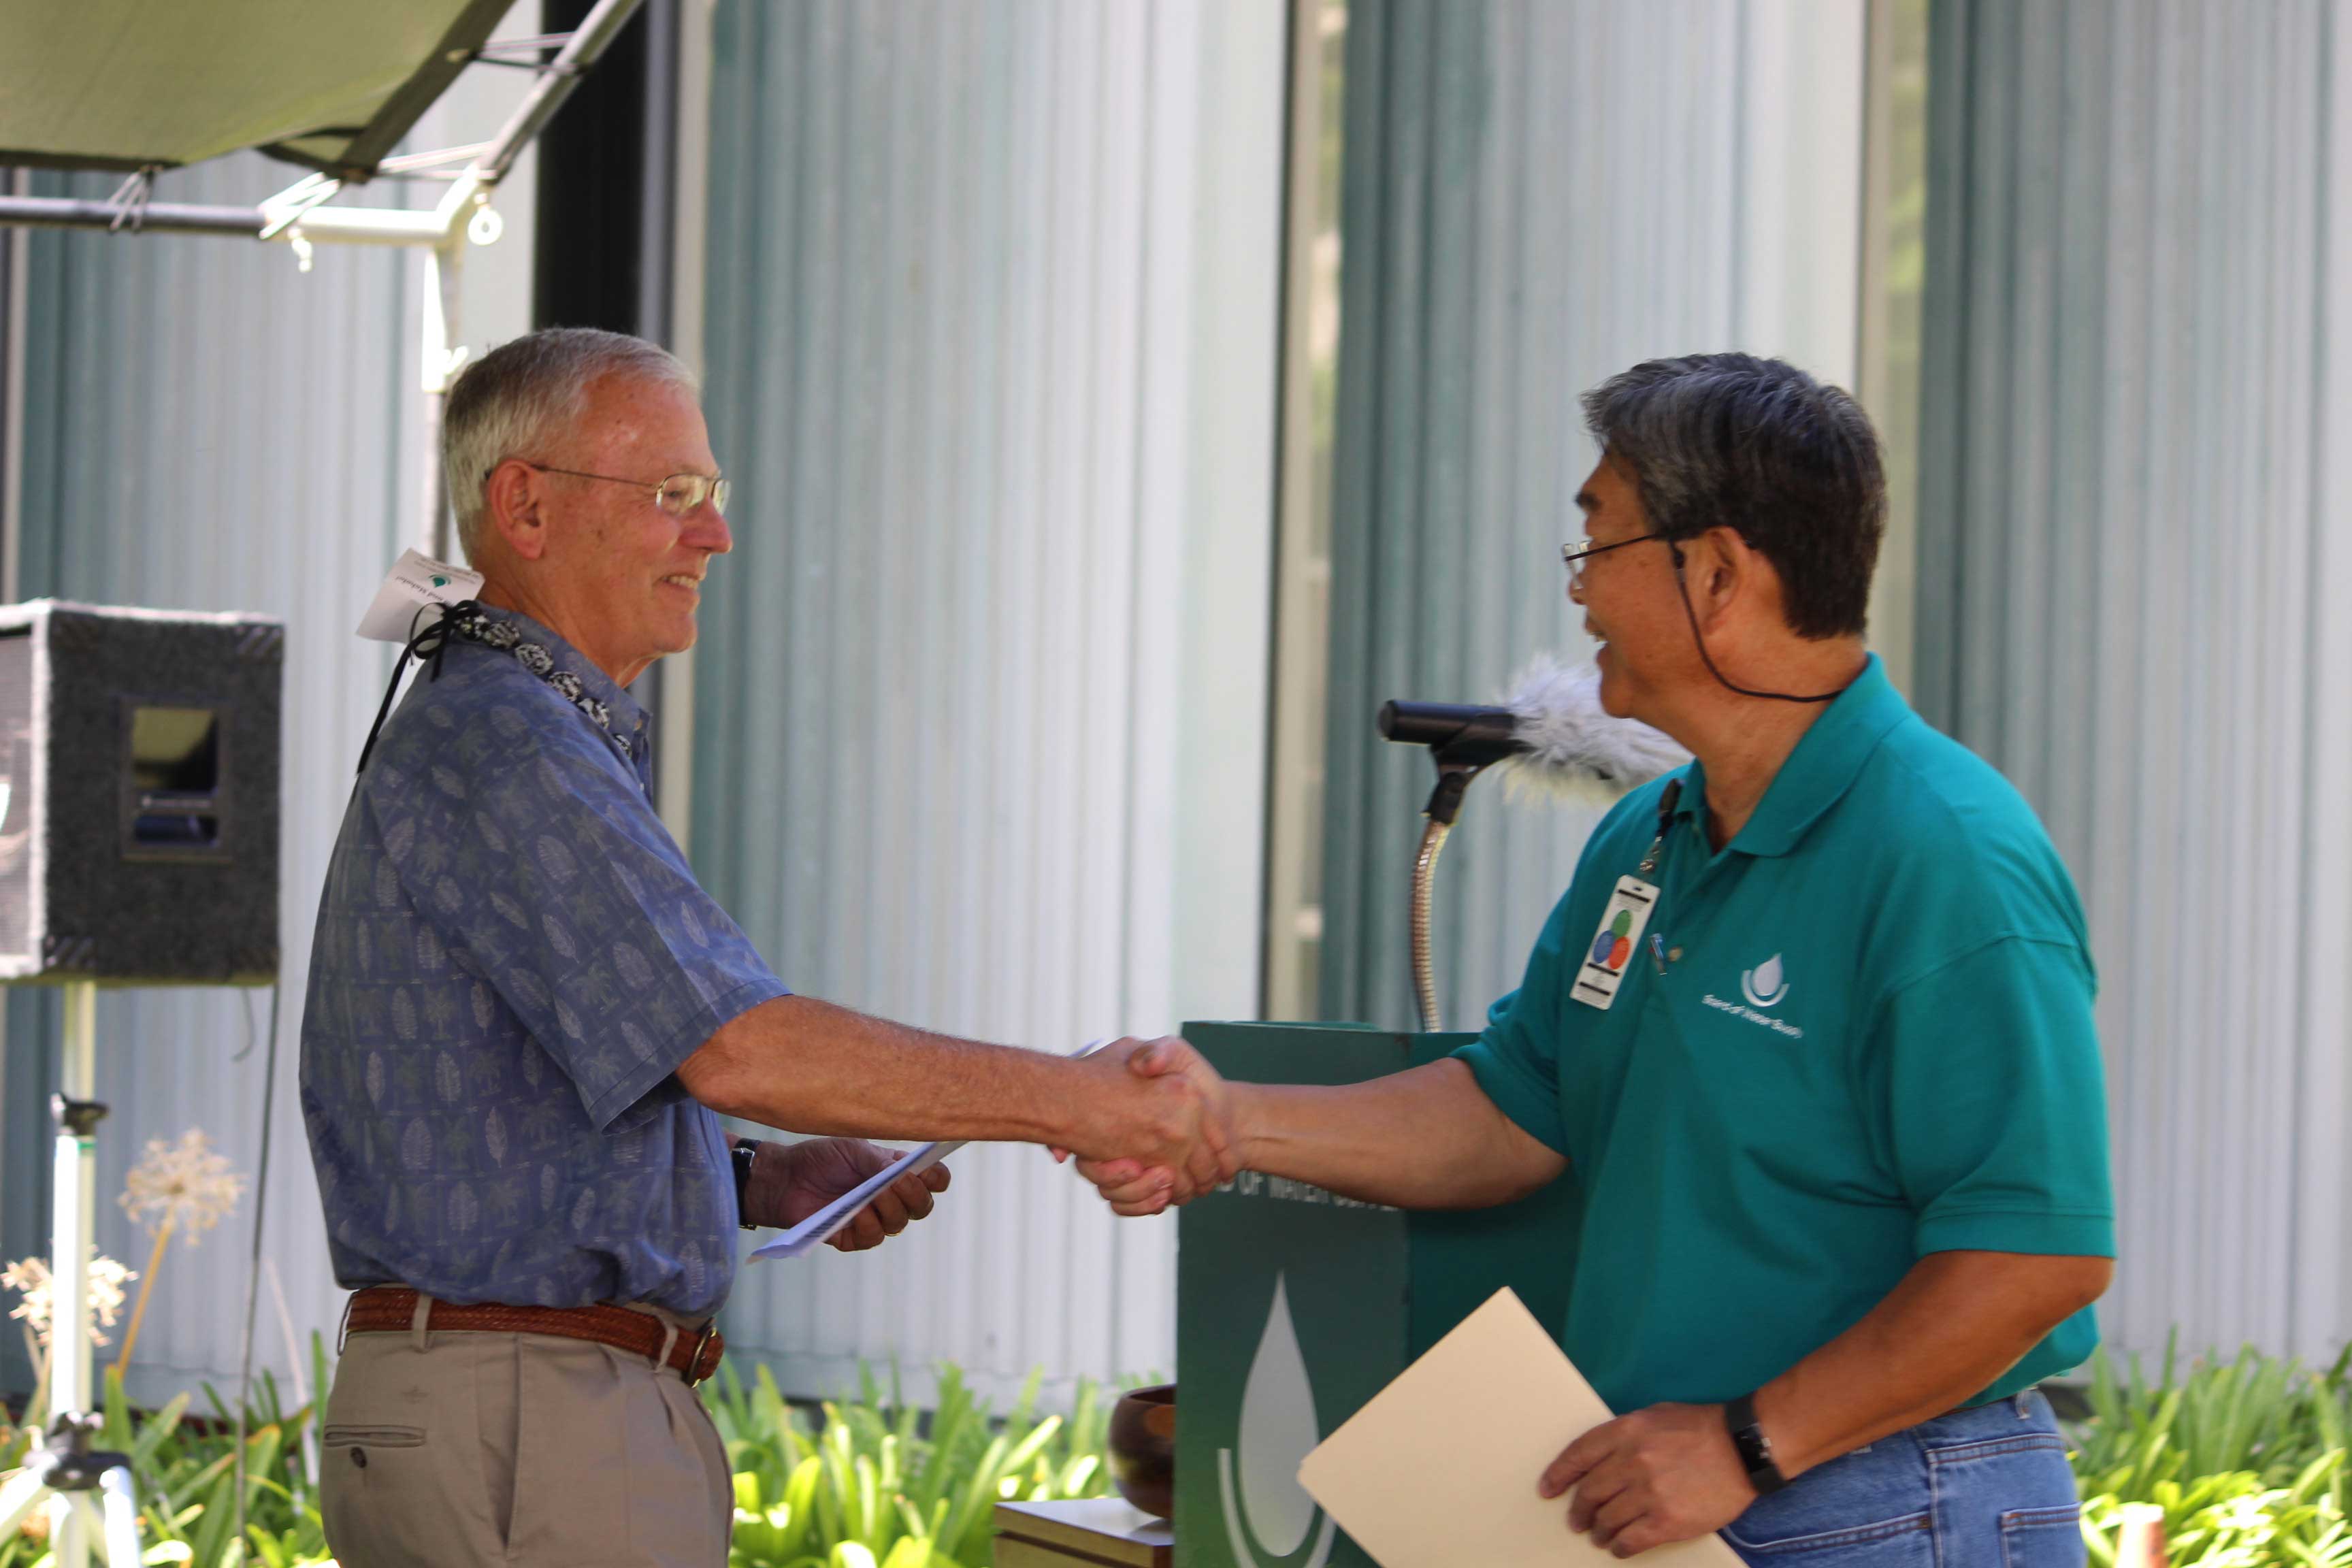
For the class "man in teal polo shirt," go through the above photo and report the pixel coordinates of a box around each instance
[1077,353,2113,1564]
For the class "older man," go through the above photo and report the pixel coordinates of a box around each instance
[1084,355,2113,1565]
[301,327,1216,1568]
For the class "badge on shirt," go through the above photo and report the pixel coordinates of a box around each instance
[1571,876,1660,1010]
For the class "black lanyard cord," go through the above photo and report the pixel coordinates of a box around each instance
[355,600,485,776]
[1637,777,1684,879]
[1668,544,1852,705]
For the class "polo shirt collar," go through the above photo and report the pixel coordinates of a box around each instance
[1671,653,1911,859]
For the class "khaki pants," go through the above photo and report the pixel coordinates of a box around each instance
[319,1301,732,1568]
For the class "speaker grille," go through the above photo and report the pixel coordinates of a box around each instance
[0,603,282,983]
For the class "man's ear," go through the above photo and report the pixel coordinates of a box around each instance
[1703,526,1788,630]
[1680,528,1745,627]
[482,458,551,562]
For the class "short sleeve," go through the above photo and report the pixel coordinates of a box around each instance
[368,706,787,1133]
[1454,891,1576,1156]
[1867,936,2114,1257]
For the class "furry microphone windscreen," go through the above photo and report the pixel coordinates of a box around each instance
[1495,653,1688,806]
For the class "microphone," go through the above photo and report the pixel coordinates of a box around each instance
[1380,653,1688,816]
[1373,658,1693,1034]
[1385,653,1688,1032]
[1376,701,1520,764]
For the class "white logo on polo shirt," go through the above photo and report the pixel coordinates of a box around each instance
[1741,953,1790,1009]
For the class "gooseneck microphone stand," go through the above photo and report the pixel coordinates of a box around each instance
[1379,662,1686,1033]
[1379,702,1516,1033]
[1403,760,1484,1034]
[0,983,146,1567]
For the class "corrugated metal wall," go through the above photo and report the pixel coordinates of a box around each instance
[692,0,1284,1405]
[1918,0,2352,1362]
[1319,0,1869,1029]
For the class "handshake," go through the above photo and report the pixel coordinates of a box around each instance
[1051,1035,1245,1217]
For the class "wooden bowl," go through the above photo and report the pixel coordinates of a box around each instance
[1107,1382,1177,1520]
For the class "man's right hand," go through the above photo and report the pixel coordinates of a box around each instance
[1066,1037,1238,1215]
[1066,1054,1567,1217]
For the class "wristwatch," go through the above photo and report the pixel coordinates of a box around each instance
[1723,1392,1788,1496]
[731,1140,763,1231]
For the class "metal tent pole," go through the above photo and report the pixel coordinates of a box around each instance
[0,981,142,1568]
[0,0,649,556]
[51,981,101,1568]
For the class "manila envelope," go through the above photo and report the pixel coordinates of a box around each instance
[1297,1288,1743,1567]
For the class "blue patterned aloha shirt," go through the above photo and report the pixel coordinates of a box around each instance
[299,606,785,1318]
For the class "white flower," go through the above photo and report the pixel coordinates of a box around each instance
[119,1127,247,1243]
[3,1253,135,1348]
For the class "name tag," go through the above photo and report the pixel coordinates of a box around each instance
[357,548,484,643]
[1571,876,1660,1010]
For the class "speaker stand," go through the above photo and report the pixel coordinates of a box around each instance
[0,983,144,1566]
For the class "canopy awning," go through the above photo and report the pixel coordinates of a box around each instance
[0,0,514,181]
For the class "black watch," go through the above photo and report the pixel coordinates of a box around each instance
[731,1140,763,1231]
[1724,1392,1788,1496]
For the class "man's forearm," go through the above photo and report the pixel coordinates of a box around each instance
[679,996,1181,1162]
[1755,1250,2113,1477]
[1230,1058,1566,1209]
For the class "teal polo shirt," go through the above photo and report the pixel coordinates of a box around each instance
[1456,655,2112,1416]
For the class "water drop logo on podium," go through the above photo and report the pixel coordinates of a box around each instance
[1219,1274,1340,1568]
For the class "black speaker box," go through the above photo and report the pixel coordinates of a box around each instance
[0,601,282,984]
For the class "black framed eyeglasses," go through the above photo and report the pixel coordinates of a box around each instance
[511,461,730,519]
[1561,531,1669,587]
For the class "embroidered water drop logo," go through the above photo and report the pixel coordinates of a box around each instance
[430,574,451,589]
[1741,953,1789,1009]
[1218,1274,1338,1568]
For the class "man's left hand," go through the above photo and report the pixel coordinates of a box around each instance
[744,1137,952,1252]
[1538,1402,1756,1558]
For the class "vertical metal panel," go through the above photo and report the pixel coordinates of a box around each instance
[2306,0,2352,1366]
[693,0,1282,1406]
[1919,0,2343,1360]
[5,152,412,1408]
[1320,0,1867,1030]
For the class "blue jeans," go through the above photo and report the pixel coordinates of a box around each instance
[1720,1392,2083,1566]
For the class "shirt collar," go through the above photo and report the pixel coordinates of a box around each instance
[470,604,651,745]
[1667,653,1911,859]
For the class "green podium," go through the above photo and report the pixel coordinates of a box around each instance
[1173,1023,1580,1568]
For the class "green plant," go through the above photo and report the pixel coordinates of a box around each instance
[1,1341,335,1568]
[2078,1458,2352,1568]
[7,1346,1116,1568]
[2070,1337,2352,1566]
[707,1362,1115,1568]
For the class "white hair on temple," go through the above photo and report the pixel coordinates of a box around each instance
[441,327,699,564]
[1494,653,1689,804]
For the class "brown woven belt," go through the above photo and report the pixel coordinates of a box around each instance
[342,1286,725,1385]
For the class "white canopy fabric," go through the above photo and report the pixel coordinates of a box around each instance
[0,0,512,179]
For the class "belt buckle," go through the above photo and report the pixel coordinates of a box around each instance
[686,1322,720,1386]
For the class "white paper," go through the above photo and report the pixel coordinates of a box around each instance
[750,1039,1111,1261]
[748,1139,966,1260]
[1297,1288,1742,1568]
[357,549,484,642]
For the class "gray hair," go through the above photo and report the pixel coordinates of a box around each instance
[441,327,699,564]
[1580,353,1884,638]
